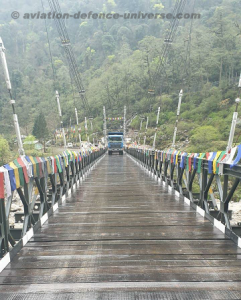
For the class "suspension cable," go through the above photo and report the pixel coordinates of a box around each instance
[48,0,90,114]
[40,0,57,87]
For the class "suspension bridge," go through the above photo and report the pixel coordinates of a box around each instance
[1,147,241,299]
[1,0,241,298]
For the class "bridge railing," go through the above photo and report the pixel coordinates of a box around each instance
[0,147,106,260]
[126,147,241,244]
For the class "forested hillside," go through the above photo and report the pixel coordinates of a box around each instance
[1,0,241,153]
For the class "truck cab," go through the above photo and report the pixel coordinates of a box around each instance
[108,132,124,155]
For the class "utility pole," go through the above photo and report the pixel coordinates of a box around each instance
[227,73,241,153]
[103,106,107,146]
[153,107,160,149]
[144,116,149,148]
[56,91,67,148]
[123,106,127,146]
[75,107,81,147]
[0,37,25,155]
[172,89,183,148]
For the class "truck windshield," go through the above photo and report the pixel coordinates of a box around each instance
[108,137,122,142]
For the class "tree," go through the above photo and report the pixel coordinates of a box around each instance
[23,135,36,151]
[84,47,96,69]
[190,126,222,152]
[32,112,49,152]
[0,135,10,166]
[2,0,241,155]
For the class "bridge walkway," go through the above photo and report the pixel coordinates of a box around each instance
[1,154,241,299]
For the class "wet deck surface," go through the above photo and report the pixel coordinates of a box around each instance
[1,154,241,299]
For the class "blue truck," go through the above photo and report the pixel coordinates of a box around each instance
[108,132,124,155]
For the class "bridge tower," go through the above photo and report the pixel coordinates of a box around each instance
[0,37,25,155]
[103,106,107,147]
[226,73,241,154]
[143,117,149,148]
[172,89,183,149]
[153,107,160,149]
[75,108,82,147]
[55,91,67,148]
[123,106,127,145]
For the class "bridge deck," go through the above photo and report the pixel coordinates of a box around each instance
[1,154,241,299]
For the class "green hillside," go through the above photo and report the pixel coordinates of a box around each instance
[1,0,241,154]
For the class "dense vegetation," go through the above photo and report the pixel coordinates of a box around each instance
[1,0,241,157]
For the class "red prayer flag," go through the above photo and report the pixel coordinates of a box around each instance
[17,158,29,183]
[36,157,43,178]
[54,158,57,173]
[189,154,195,172]
[171,152,174,164]
[0,172,4,198]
